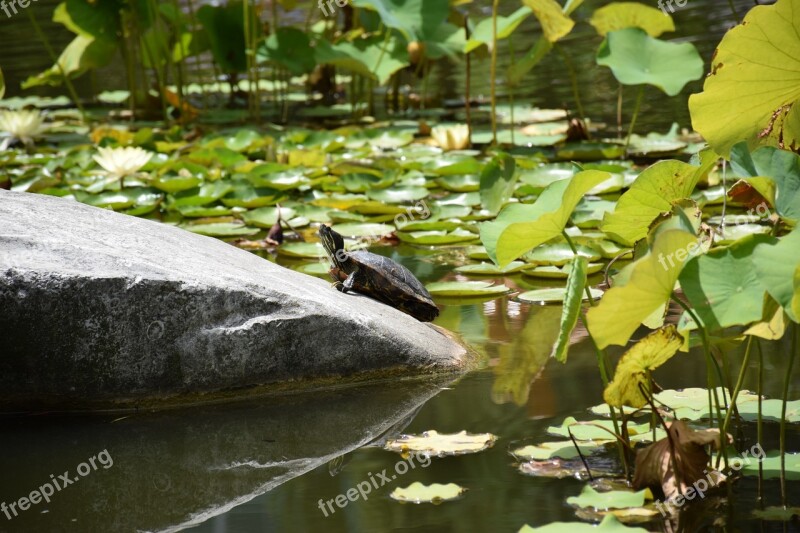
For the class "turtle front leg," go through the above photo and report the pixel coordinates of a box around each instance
[340,271,357,293]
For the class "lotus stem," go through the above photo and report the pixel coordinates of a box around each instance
[464,16,472,147]
[780,322,798,505]
[555,44,584,120]
[756,337,764,501]
[625,85,644,150]
[715,335,753,470]
[490,0,499,145]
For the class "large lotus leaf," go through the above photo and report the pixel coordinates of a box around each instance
[689,0,800,156]
[54,0,123,41]
[520,514,648,532]
[523,0,575,43]
[256,27,315,75]
[464,7,532,53]
[730,143,800,223]
[551,256,587,363]
[422,23,466,60]
[479,153,517,214]
[22,35,117,89]
[679,234,775,331]
[350,0,449,42]
[753,228,800,322]
[197,3,247,72]
[314,34,409,85]
[586,230,697,349]
[604,325,683,409]
[494,170,611,267]
[602,157,714,246]
[589,2,674,37]
[596,27,703,96]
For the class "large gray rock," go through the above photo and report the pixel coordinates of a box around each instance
[0,191,467,410]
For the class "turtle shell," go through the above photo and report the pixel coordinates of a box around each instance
[346,250,439,322]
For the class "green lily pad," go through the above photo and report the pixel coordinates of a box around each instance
[397,229,478,245]
[512,440,612,461]
[466,245,490,260]
[519,514,649,532]
[278,242,328,259]
[567,485,647,510]
[524,243,601,266]
[241,206,297,228]
[455,261,528,275]
[735,399,800,423]
[426,281,511,297]
[741,451,800,480]
[367,186,428,204]
[518,287,603,304]
[555,142,625,161]
[548,417,663,442]
[389,482,466,504]
[752,507,800,521]
[713,224,771,244]
[331,223,394,238]
[385,430,497,456]
[176,205,236,218]
[522,263,604,279]
[170,182,234,207]
[181,222,259,237]
[296,262,330,277]
[596,27,703,96]
[221,183,286,208]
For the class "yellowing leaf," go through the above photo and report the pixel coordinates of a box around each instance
[385,430,497,456]
[523,0,575,43]
[589,2,675,37]
[586,230,697,349]
[688,0,800,156]
[603,325,683,408]
[745,295,788,340]
[602,158,713,246]
[495,170,610,266]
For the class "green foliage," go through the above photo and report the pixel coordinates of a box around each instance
[314,35,409,85]
[753,228,800,322]
[589,2,675,37]
[551,256,587,363]
[479,153,517,214]
[689,0,800,156]
[197,2,248,72]
[596,27,703,96]
[257,28,315,75]
[730,143,800,223]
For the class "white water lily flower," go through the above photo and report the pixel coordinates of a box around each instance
[0,109,47,145]
[431,124,470,151]
[93,146,153,180]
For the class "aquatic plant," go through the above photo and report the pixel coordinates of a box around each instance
[0,109,46,147]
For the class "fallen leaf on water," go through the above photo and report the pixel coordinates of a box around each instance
[385,430,497,457]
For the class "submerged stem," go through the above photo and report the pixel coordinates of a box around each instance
[780,323,798,505]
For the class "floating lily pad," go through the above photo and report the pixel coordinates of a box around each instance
[455,261,528,275]
[466,245,490,260]
[385,430,497,456]
[181,222,259,237]
[523,243,601,266]
[567,485,647,510]
[556,142,625,161]
[278,242,328,259]
[389,482,466,504]
[331,222,394,238]
[397,229,478,245]
[437,174,481,192]
[728,399,800,423]
[522,263,604,279]
[548,416,663,442]
[512,440,611,461]
[752,507,800,521]
[241,206,297,227]
[426,281,511,298]
[740,451,800,480]
[367,186,429,204]
[517,287,603,304]
[519,514,649,532]
[296,262,330,276]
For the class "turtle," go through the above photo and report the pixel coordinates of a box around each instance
[318,225,439,322]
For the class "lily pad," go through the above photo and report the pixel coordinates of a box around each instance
[397,229,478,245]
[455,261,528,275]
[331,222,394,238]
[523,243,601,266]
[278,242,328,259]
[385,430,497,456]
[181,222,259,237]
[426,281,511,297]
[512,440,611,461]
[389,482,466,504]
[367,186,428,204]
[567,485,647,510]
[518,287,603,304]
[241,206,297,228]
[522,263,603,279]
[519,514,649,532]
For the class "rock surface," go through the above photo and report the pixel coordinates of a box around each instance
[0,191,467,410]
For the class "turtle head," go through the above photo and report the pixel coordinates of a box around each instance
[319,224,348,268]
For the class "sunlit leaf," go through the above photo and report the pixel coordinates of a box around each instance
[385,430,497,456]
[519,514,649,532]
[523,0,575,43]
[512,440,611,461]
[589,2,675,37]
[390,482,465,503]
[586,230,697,348]
[604,325,683,408]
[752,227,800,322]
[567,485,647,510]
[518,287,602,304]
[479,153,518,214]
[730,143,800,223]
[597,28,702,96]
[688,0,800,156]
[426,281,511,297]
